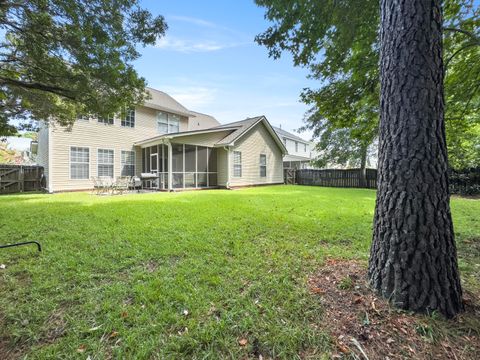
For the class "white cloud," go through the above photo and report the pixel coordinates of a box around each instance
[155,36,243,53]
[162,86,218,108]
[169,15,218,28]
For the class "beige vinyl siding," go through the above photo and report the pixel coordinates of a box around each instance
[49,106,187,191]
[216,147,228,186]
[228,122,284,187]
[36,123,49,188]
[170,130,233,147]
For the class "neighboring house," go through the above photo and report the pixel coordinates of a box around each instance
[273,126,315,169]
[36,87,287,192]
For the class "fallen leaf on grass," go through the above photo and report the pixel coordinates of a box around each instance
[77,344,86,353]
[238,338,248,346]
[121,311,128,318]
[311,287,325,294]
[109,331,119,338]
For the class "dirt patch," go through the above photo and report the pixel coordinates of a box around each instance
[308,259,480,359]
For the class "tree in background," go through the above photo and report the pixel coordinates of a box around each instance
[256,0,480,170]
[0,0,167,136]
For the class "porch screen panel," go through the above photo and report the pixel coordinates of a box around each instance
[185,145,196,172]
[208,148,217,172]
[197,147,208,172]
[208,173,217,186]
[197,173,207,187]
[172,144,183,172]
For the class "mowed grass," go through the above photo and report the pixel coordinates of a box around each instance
[0,185,479,359]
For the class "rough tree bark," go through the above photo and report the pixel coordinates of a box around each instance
[368,0,463,317]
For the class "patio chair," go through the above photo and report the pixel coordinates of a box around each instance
[91,176,102,195]
[98,176,113,195]
[112,176,131,195]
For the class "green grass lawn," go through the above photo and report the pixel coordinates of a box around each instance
[1,185,479,359]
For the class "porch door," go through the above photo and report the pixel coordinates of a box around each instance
[150,153,158,173]
[150,153,158,189]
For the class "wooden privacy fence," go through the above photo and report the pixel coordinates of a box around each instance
[293,168,480,194]
[0,165,44,194]
[449,168,480,195]
[294,168,378,189]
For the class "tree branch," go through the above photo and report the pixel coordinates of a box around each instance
[444,27,480,45]
[0,76,77,100]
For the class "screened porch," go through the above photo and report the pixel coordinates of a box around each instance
[141,143,218,190]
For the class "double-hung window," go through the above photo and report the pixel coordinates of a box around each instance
[98,149,114,177]
[259,154,267,177]
[98,114,114,125]
[122,108,135,128]
[70,147,89,179]
[157,112,169,133]
[169,114,180,133]
[157,111,180,134]
[295,141,298,152]
[121,150,135,176]
[233,151,242,177]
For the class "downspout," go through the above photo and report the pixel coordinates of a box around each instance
[166,140,173,191]
[224,146,231,189]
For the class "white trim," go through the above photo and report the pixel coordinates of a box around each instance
[219,117,288,154]
[69,146,91,180]
[121,107,136,128]
[233,151,242,178]
[97,148,115,178]
[259,153,267,178]
[134,127,239,147]
[120,150,136,177]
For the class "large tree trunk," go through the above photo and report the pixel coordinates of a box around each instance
[368,0,463,318]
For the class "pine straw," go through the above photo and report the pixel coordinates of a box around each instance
[308,259,480,360]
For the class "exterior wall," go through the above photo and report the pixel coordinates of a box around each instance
[282,137,312,159]
[36,123,49,188]
[228,122,284,187]
[217,147,228,186]
[48,105,187,191]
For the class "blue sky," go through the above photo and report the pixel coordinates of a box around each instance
[135,0,315,138]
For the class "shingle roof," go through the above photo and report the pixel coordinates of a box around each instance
[135,116,287,154]
[143,87,196,117]
[213,116,264,146]
[273,126,310,143]
[188,110,220,127]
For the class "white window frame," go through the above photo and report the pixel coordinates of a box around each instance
[70,146,90,180]
[121,108,135,128]
[233,151,242,177]
[157,111,180,134]
[304,143,307,152]
[121,150,136,176]
[97,148,114,178]
[295,141,298,152]
[259,154,267,177]
[98,114,114,125]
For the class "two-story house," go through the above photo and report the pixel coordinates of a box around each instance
[273,126,315,169]
[37,88,286,192]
